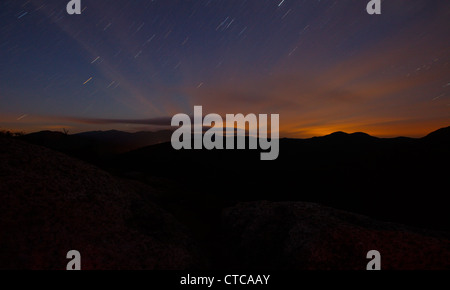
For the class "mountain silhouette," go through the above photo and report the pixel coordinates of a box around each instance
[14,126,450,232]
[312,131,379,143]
[76,129,173,148]
[423,126,450,144]
[111,126,450,232]
[19,129,173,164]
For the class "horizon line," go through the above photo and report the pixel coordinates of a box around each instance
[2,125,448,140]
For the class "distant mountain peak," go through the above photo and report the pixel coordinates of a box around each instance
[424,126,450,143]
[327,131,348,137]
[318,131,377,141]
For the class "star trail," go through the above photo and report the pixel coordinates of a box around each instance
[0,0,449,137]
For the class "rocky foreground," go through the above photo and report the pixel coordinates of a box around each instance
[1,136,449,270]
[222,201,450,270]
[0,137,205,270]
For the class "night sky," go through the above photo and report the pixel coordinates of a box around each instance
[0,0,449,137]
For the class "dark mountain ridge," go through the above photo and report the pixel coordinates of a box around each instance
[14,126,450,231]
[112,126,450,232]
[18,129,173,163]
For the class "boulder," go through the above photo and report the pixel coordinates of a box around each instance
[0,137,206,270]
[222,201,450,270]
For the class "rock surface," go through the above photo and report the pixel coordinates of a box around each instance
[222,201,450,270]
[2,135,449,270]
[0,137,205,270]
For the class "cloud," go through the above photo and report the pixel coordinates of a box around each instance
[56,116,173,126]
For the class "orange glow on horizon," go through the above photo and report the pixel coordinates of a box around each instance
[1,112,448,139]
